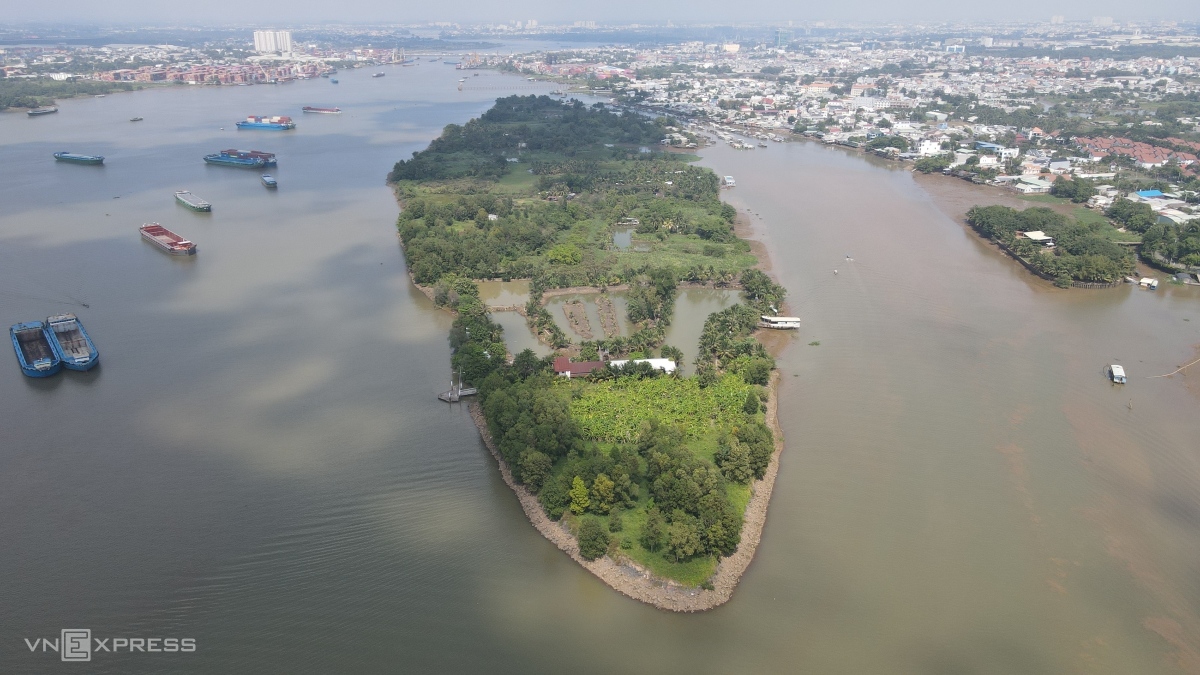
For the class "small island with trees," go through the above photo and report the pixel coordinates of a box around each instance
[389,95,789,610]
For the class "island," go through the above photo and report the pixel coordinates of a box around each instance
[389,95,789,610]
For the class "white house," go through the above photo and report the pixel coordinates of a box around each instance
[917,139,942,157]
[608,358,677,374]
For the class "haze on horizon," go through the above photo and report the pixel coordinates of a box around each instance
[2,0,1197,27]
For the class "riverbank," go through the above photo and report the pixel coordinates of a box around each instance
[0,79,149,111]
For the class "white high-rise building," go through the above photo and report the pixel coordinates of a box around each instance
[253,30,293,54]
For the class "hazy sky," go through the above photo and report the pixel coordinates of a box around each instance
[3,0,1196,26]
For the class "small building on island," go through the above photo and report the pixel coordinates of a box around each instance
[553,356,677,378]
[608,358,677,374]
[1019,230,1056,247]
[553,357,606,378]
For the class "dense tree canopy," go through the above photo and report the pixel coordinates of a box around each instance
[966,205,1134,283]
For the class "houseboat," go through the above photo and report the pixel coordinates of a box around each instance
[261,174,278,189]
[759,315,801,330]
[45,313,99,371]
[140,223,197,256]
[1109,364,1127,384]
[10,321,61,377]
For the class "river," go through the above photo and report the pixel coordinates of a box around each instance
[2,71,1199,674]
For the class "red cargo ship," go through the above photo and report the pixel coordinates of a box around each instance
[140,223,197,256]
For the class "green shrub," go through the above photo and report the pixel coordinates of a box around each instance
[577,519,610,561]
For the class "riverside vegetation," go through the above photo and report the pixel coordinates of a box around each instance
[390,95,788,589]
[0,78,141,110]
[965,204,1135,286]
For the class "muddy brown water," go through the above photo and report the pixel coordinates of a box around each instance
[3,74,1200,674]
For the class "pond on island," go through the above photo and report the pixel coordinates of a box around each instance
[611,227,651,252]
[504,288,741,375]
[476,279,530,308]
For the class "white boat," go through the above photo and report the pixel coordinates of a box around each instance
[722,176,736,187]
[1109,364,1127,384]
[759,315,801,330]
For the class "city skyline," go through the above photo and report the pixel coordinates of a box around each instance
[2,0,1198,27]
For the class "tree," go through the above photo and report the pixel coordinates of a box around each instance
[743,390,760,415]
[519,451,553,491]
[569,476,591,515]
[613,472,638,507]
[666,511,702,561]
[715,437,753,484]
[640,507,665,552]
[660,344,684,366]
[590,473,616,514]
[539,475,571,520]
[608,510,624,532]
[577,519,610,560]
[546,243,582,265]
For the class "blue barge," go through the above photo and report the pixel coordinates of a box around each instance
[46,314,99,371]
[10,321,61,377]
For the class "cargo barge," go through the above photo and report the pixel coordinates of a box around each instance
[204,150,268,168]
[140,223,197,256]
[302,106,341,114]
[54,152,105,165]
[235,115,296,130]
[10,321,61,377]
[27,107,58,117]
[46,313,99,371]
[174,190,212,212]
[261,174,278,188]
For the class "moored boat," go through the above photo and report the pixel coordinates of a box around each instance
[45,314,99,371]
[54,152,105,165]
[235,115,296,130]
[27,106,58,116]
[140,223,197,256]
[302,106,341,114]
[758,315,801,330]
[261,174,278,188]
[174,190,212,212]
[1109,364,1127,384]
[10,321,61,377]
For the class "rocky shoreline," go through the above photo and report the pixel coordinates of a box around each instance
[467,366,784,612]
